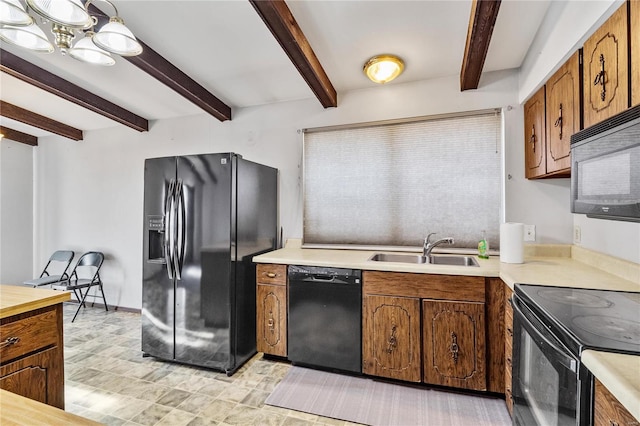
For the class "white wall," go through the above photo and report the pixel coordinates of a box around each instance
[35,69,574,309]
[518,0,640,263]
[1,139,34,284]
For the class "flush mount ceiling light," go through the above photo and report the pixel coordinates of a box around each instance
[0,0,142,65]
[363,54,405,84]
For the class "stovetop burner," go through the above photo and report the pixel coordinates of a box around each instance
[573,315,640,345]
[536,288,613,308]
[515,284,640,355]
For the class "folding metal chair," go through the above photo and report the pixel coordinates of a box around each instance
[52,251,107,322]
[23,250,74,287]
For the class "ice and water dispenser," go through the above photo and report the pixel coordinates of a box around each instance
[147,215,165,263]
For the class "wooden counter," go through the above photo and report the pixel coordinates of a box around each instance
[0,389,100,426]
[0,284,70,410]
[0,285,70,318]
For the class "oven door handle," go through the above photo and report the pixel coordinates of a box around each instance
[512,296,578,373]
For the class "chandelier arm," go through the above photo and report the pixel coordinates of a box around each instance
[83,0,119,18]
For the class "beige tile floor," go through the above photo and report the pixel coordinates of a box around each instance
[62,303,362,426]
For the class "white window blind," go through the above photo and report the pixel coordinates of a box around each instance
[303,111,502,250]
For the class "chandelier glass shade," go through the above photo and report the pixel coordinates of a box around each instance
[0,0,142,65]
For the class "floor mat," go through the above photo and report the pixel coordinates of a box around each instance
[265,366,511,426]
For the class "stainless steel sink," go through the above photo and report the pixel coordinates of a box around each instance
[368,253,479,267]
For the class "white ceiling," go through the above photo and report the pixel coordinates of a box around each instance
[0,0,551,139]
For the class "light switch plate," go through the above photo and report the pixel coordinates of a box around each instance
[524,225,536,241]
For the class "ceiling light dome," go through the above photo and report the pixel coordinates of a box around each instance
[69,31,115,66]
[0,0,33,26]
[364,54,405,84]
[93,16,142,56]
[0,23,54,52]
[26,0,91,28]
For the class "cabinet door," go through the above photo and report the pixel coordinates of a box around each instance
[593,379,637,426]
[0,347,64,409]
[524,86,546,178]
[504,286,514,416]
[363,295,421,382]
[632,0,640,107]
[423,300,486,391]
[256,284,287,357]
[583,4,629,128]
[545,50,581,175]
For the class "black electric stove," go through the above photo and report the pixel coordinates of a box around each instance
[515,284,640,356]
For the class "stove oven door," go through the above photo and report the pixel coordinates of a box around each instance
[512,296,582,426]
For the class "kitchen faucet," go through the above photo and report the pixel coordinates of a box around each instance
[423,233,454,257]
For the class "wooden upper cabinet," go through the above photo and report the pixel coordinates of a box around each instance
[545,50,581,175]
[363,295,421,382]
[583,3,629,128]
[632,0,640,107]
[524,86,546,178]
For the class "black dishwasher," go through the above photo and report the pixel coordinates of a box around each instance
[288,265,362,374]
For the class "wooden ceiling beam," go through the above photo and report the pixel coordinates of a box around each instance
[0,126,38,146]
[0,101,83,141]
[0,49,148,132]
[460,0,502,91]
[249,0,337,108]
[88,6,232,122]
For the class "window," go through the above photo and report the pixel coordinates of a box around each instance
[303,110,502,250]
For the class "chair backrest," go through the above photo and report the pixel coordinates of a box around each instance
[41,250,75,278]
[70,252,104,281]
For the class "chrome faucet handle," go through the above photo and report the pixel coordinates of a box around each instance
[425,233,437,245]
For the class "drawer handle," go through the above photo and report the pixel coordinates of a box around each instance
[593,53,606,101]
[450,332,459,364]
[266,272,277,278]
[386,324,398,354]
[0,337,20,348]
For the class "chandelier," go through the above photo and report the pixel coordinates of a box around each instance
[0,0,142,66]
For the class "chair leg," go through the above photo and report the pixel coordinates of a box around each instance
[72,287,91,323]
[98,282,108,312]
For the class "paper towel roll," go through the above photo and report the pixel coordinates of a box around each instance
[500,223,524,264]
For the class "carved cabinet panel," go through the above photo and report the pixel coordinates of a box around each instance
[504,286,514,416]
[0,348,58,406]
[524,86,547,178]
[362,295,421,382]
[256,283,287,357]
[632,0,640,107]
[583,3,629,128]
[423,299,486,391]
[545,50,581,175]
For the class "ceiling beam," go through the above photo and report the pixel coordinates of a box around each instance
[88,6,232,122]
[460,0,501,91]
[0,49,148,132]
[0,101,83,141]
[0,126,38,146]
[249,0,337,108]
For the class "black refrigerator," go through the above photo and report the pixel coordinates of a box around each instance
[141,153,277,374]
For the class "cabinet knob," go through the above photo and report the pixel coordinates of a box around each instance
[0,336,20,348]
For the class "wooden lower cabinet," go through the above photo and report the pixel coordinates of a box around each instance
[362,295,421,382]
[423,300,486,391]
[504,285,514,416]
[0,304,64,409]
[256,283,287,357]
[593,379,637,426]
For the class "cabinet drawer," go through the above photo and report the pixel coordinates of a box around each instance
[256,264,287,285]
[0,310,58,363]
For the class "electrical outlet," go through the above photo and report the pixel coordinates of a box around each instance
[574,225,581,243]
[524,225,536,242]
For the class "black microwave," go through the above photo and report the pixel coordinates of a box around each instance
[570,105,640,222]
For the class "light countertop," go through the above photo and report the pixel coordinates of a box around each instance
[253,242,640,420]
[0,390,100,426]
[0,284,70,319]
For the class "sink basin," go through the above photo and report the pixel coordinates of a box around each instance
[368,253,479,267]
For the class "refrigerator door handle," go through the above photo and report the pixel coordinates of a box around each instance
[164,179,176,280]
[174,180,186,280]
